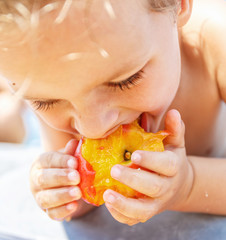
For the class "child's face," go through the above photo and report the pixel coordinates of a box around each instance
[1,0,181,138]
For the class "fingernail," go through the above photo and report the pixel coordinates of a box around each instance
[111,165,122,178]
[68,158,76,168]
[105,194,116,204]
[65,216,72,222]
[131,152,141,163]
[67,203,77,211]
[69,187,79,197]
[68,171,78,182]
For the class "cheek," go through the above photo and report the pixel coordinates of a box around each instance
[102,56,180,116]
[34,107,74,133]
[134,58,180,114]
[148,50,180,110]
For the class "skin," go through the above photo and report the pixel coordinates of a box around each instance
[1,0,226,224]
[0,79,25,143]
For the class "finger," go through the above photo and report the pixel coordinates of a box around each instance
[63,139,79,155]
[105,203,139,226]
[36,152,78,169]
[46,201,78,221]
[164,109,185,148]
[103,190,158,222]
[65,216,72,222]
[64,216,71,222]
[111,165,169,198]
[33,168,80,189]
[36,186,82,209]
[131,150,178,177]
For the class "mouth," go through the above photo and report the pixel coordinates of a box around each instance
[138,112,150,132]
[101,123,122,139]
[101,113,150,139]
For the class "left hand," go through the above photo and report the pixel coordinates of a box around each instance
[103,109,194,226]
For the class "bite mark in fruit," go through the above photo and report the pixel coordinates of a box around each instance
[75,120,169,206]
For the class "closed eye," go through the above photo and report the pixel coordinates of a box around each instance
[107,70,144,91]
[31,99,60,111]
[29,69,145,111]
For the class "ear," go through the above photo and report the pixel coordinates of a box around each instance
[177,0,193,27]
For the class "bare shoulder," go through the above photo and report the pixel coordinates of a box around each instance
[194,0,226,102]
[184,0,226,101]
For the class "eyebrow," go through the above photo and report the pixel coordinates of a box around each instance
[23,61,147,102]
[22,73,136,102]
[24,96,59,102]
[107,61,145,83]
[23,71,139,102]
[23,70,138,102]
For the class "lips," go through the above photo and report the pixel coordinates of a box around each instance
[138,112,150,132]
[102,112,150,138]
[101,123,121,138]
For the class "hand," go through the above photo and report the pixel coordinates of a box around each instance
[30,139,82,221]
[103,109,194,226]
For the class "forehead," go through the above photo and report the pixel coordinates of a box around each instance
[33,0,154,63]
[1,0,159,97]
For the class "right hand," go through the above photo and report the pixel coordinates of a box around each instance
[30,139,82,221]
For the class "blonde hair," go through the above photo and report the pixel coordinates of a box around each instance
[0,0,181,17]
[0,0,181,45]
[149,0,181,12]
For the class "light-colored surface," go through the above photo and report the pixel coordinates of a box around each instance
[1,143,226,240]
[0,143,68,240]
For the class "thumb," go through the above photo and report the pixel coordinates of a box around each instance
[63,139,79,155]
[164,109,185,148]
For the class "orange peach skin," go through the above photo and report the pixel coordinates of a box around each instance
[75,121,169,206]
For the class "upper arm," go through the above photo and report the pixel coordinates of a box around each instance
[217,68,226,103]
[216,42,226,103]
[37,115,76,152]
[199,2,226,102]
[212,19,226,103]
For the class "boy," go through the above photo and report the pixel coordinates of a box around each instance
[0,0,226,225]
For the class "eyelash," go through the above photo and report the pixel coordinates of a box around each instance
[31,100,60,111]
[31,70,144,111]
[107,70,144,91]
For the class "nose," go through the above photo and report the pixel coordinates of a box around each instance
[72,108,120,139]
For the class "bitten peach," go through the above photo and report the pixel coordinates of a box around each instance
[75,121,169,206]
